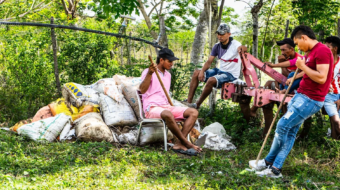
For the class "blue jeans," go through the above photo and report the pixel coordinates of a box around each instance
[324,93,340,117]
[204,68,236,88]
[279,72,302,94]
[265,93,323,169]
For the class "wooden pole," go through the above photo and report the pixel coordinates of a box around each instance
[50,17,62,96]
[148,55,173,106]
[255,68,300,166]
[284,19,290,39]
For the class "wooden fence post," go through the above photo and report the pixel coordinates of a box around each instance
[50,17,61,96]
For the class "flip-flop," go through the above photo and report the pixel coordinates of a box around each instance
[172,148,187,155]
[184,148,198,156]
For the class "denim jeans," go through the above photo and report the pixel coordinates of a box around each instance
[265,93,324,169]
[204,68,236,88]
[324,93,340,117]
[279,72,302,94]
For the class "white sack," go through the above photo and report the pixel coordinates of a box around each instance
[86,78,124,103]
[195,132,236,151]
[74,112,115,142]
[99,94,138,126]
[62,82,100,107]
[113,75,142,121]
[18,113,71,142]
[118,130,138,144]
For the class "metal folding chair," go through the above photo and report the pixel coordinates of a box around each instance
[135,90,189,151]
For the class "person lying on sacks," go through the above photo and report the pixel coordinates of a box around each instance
[184,23,247,109]
[139,48,202,156]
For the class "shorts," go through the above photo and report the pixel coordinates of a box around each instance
[324,93,340,117]
[145,105,188,119]
[204,68,236,88]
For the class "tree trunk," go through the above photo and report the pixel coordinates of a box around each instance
[251,0,263,58]
[285,19,290,38]
[158,16,168,48]
[190,9,208,65]
[137,0,158,40]
[338,18,340,38]
[50,17,61,96]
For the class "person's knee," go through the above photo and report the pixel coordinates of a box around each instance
[206,77,217,87]
[189,108,199,118]
[161,110,175,121]
[193,70,201,77]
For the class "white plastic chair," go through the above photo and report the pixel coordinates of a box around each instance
[136,90,189,151]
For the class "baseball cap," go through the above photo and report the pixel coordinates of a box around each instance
[276,38,296,48]
[158,48,179,61]
[215,23,231,35]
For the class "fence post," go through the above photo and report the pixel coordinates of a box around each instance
[50,17,62,96]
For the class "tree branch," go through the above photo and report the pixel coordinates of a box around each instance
[0,0,7,5]
[260,0,275,58]
[237,0,253,8]
[137,0,158,39]
[147,1,161,17]
[61,0,71,15]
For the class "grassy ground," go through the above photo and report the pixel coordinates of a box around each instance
[1,102,340,189]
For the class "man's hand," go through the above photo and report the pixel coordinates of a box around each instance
[335,99,340,111]
[264,62,275,68]
[148,62,158,75]
[286,78,292,86]
[237,45,248,54]
[296,57,306,70]
[329,85,334,93]
[198,71,205,82]
[278,55,287,63]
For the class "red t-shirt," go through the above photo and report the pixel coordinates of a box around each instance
[287,52,303,71]
[297,43,334,101]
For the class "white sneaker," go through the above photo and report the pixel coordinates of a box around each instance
[249,159,268,171]
[255,168,282,178]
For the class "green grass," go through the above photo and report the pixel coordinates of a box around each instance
[1,101,340,189]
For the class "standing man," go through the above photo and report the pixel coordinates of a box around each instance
[139,48,202,155]
[323,36,340,139]
[185,23,247,109]
[249,25,333,178]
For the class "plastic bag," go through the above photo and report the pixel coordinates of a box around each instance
[139,123,174,146]
[32,106,54,122]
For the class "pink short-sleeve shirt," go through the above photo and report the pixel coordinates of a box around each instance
[140,68,171,112]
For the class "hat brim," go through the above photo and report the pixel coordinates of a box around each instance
[167,56,179,61]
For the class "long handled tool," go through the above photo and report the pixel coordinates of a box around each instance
[148,55,174,106]
[255,68,300,166]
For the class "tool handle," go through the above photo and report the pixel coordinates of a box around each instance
[148,55,174,106]
[255,68,300,165]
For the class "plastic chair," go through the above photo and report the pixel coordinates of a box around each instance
[136,90,188,151]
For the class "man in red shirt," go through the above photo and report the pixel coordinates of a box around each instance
[250,25,333,178]
[323,36,340,139]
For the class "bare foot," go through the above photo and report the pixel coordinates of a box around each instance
[184,142,202,153]
[173,143,188,151]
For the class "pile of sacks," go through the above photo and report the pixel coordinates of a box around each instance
[7,75,201,146]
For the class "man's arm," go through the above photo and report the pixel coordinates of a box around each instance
[198,55,216,82]
[237,45,248,54]
[296,57,329,84]
[139,63,158,94]
[285,71,305,85]
[266,60,291,68]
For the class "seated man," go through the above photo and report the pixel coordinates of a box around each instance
[323,36,340,140]
[139,48,202,155]
[186,23,247,109]
[250,25,333,178]
[265,38,304,94]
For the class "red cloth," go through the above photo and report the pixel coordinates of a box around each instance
[330,57,340,94]
[297,43,334,101]
[220,58,238,63]
[287,52,303,71]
